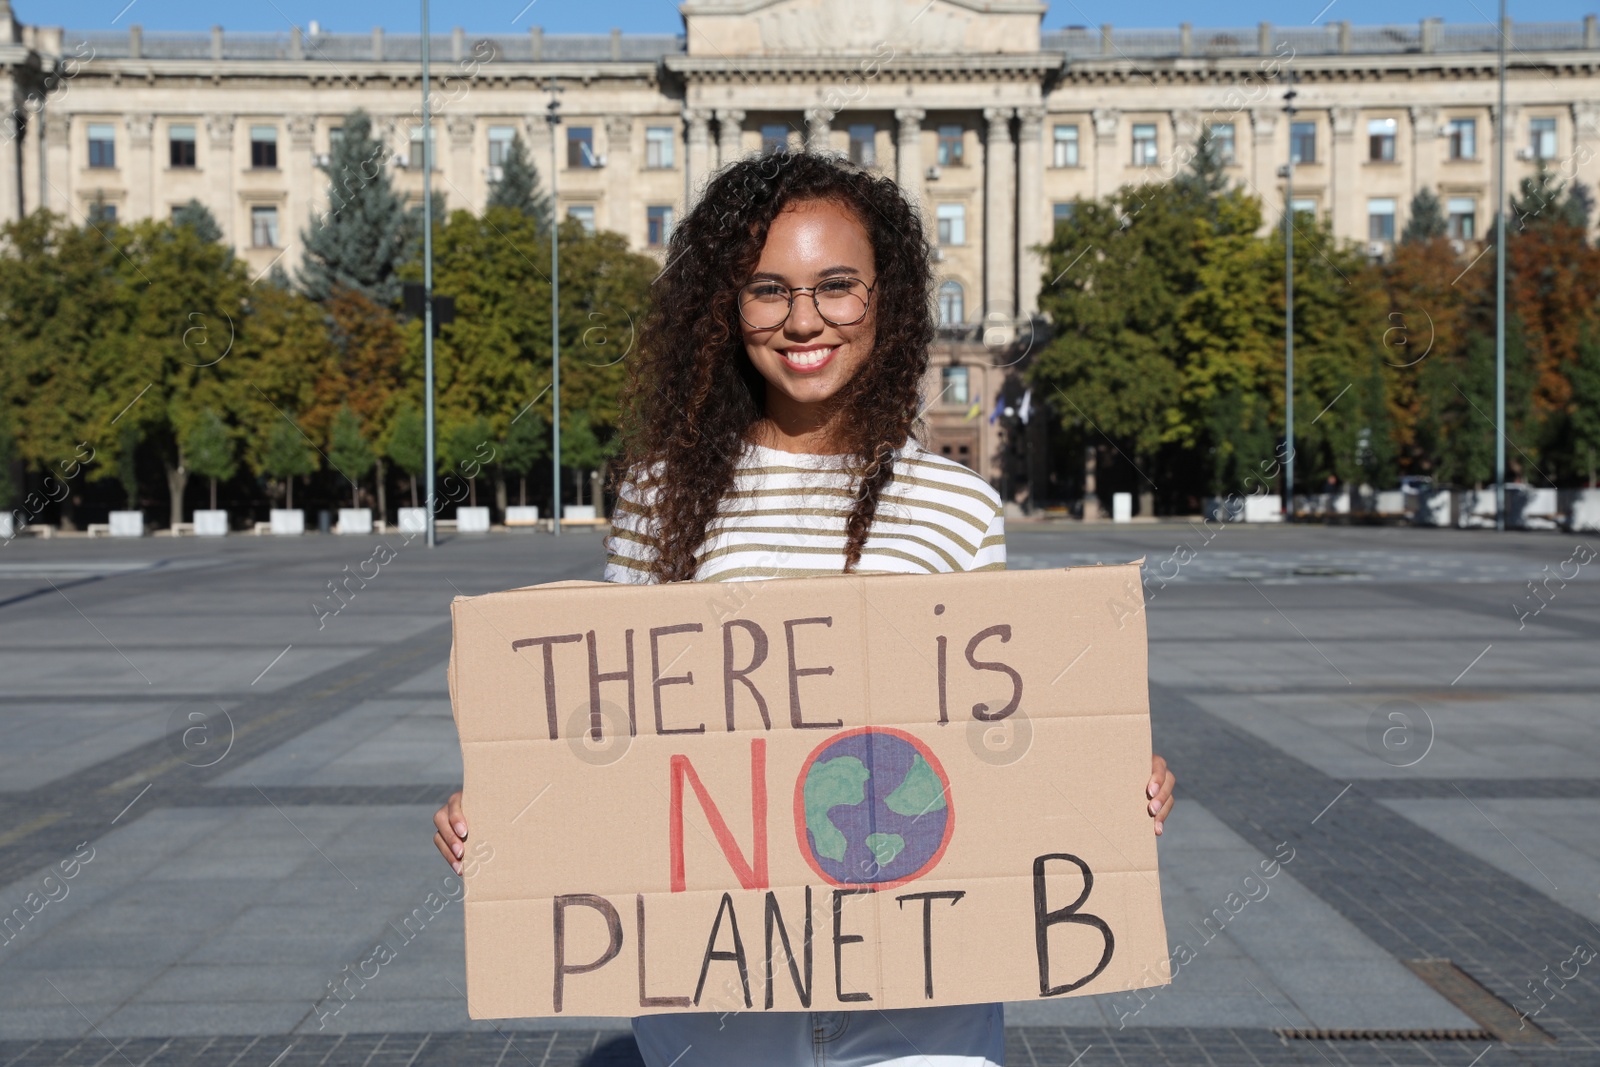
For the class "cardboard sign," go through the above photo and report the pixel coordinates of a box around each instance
[448,564,1169,1019]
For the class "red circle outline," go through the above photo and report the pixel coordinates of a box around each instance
[792,725,956,892]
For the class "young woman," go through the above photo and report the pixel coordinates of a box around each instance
[432,151,1176,1067]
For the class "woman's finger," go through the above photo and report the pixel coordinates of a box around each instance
[446,791,466,840]
[434,830,463,873]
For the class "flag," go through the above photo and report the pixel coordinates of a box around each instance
[1018,388,1033,426]
[964,395,981,422]
[988,394,1005,424]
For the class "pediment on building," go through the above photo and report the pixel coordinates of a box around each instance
[679,0,1044,57]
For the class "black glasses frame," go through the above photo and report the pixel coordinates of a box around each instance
[736,278,877,330]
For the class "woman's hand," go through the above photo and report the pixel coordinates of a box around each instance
[433,790,467,873]
[1148,755,1175,836]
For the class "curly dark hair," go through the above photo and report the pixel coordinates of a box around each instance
[610,150,936,583]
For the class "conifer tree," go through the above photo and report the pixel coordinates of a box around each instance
[300,111,413,305]
[1401,189,1447,244]
[486,133,552,230]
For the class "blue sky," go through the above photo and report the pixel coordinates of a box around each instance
[26,0,1591,33]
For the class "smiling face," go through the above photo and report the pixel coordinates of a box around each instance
[739,198,877,450]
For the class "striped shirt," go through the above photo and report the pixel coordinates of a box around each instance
[603,438,1006,583]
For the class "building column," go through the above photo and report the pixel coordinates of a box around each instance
[1251,108,1280,218]
[1,85,20,223]
[1575,102,1600,240]
[1328,106,1359,243]
[286,114,316,261]
[1409,105,1439,210]
[1171,107,1200,171]
[1091,107,1119,198]
[684,107,712,209]
[444,114,474,213]
[205,113,235,245]
[42,109,69,215]
[982,106,1016,320]
[604,114,634,241]
[126,113,153,220]
[894,106,924,208]
[716,108,744,168]
[1015,106,1045,318]
[804,106,831,154]
[20,99,42,219]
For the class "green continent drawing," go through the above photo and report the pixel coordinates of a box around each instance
[884,754,947,816]
[866,832,905,868]
[803,756,870,861]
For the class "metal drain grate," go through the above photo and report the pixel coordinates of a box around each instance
[1275,1028,1492,1041]
[1404,958,1555,1045]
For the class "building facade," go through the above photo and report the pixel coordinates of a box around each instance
[3,0,1598,504]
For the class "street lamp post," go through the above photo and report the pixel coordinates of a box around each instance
[547,82,563,537]
[421,0,436,548]
[1494,0,1508,530]
[1282,72,1298,521]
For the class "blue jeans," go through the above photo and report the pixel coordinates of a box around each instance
[632,1004,1004,1067]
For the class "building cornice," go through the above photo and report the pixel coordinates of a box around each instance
[664,53,1064,77]
[1058,50,1600,84]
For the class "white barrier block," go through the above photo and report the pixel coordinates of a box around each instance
[1111,492,1132,523]
[270,509,305,535]
[109,511,144,537]
[456,506,491,533]
[338,508,373,535]
[194,510,228,536]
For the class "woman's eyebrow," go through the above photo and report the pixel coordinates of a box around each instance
[748,265,863,282]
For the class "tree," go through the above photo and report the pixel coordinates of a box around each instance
[439,417,492,509]
[561,409,616,508]
[498,409,549,509]
[116,424,140,510]
[0,405,16,511]
[1401,189,1447,244]
[486,133,552,229]
[322,286,407,518]
[171,199,224,244]
[299,110,414,306]
[184,409,236,511]
[1566,327,1600,486]
[328,405,376,509]
[261,418,316,509]
[386,404,426,508]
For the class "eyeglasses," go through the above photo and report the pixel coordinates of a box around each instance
[737,277,876,331]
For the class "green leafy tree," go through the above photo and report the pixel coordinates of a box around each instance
[184,409,236,511]
[171,199,224,244]
[385,404,426,508]
[116,424,140,510]
[499,409,549,509]
[1401,189,1447,244]
[328,405,376,509]
[439,416,493,509]
[486,133,552,229]
[561,409,617,508]
[261,418,316,509]
[0,406,16,511]
[1567,328,1600,486]
[299,111,414,306]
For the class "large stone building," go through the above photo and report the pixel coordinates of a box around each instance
[3,0,1598,508]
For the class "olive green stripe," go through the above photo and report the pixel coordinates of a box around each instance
[695,542,944,573]
[703,524,963,571]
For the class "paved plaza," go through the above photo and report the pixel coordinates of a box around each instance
[0,521,1597,1066]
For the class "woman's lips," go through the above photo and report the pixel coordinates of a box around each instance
[779,344,838,373]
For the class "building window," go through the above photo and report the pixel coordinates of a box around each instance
[169,124,197,168]
[935,203,965,246]
[646,205,674,247]
[761,124,789,155]
[937,125,964,166]
[251,205,280,247]
[1290,121,1316,165]
[937,282,964,326]
[645,126,675,168]
[328,127,344,151]
[1131,123,1158,166]
[1052,124,1079,167]
[250,125,278,169]
[1447,118,1476,160]
[566,204,595,235]
[1368,198,1396,242]
[940,364,970,402]
[1447,197,1476,240]
[1052,202,1075,229]
[88,201,117,224]
[1368,117,1396,162]
[849,124,876,167]
[409,125,440,170]
[1529,117,1557,160]
[88,123,116,168]
[1206,122,1236,164]
[488,126,516,167]
[567,126,596,168]
[1290,197,1318,218]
